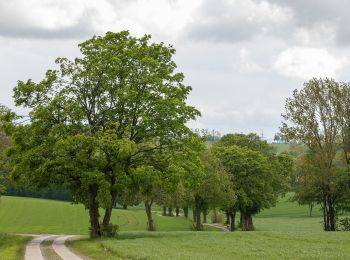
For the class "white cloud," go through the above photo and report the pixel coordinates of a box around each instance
[238,48,262,73]
[273,47,348,79]
[188,0,293,42]
[293,23,337,47]
[0,0,202,41]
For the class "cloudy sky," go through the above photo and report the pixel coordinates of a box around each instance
[1,0,350,139]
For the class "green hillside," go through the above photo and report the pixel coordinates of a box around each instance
[0,193,323,235]
[0,196,191,235]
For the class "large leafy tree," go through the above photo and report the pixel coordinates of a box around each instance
[5,31,200,237]
[281,78,350,231]
[214,134,291,231]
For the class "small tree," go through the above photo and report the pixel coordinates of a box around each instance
[214,134,291,231]
[129,134,204,231]
[192,148,235,231]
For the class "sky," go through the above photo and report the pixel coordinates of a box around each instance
[1,0,350,140]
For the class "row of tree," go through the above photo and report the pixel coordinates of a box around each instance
[0,31,294,237]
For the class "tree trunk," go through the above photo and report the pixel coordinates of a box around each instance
[239,213,243,229]
[123,204,127,209]
[144,200,155,231]
[329,205,336,231]
[102,189,117,228]
[229,210,236,231]
[225,210,230,225]
[322,194,336,231]
[212,208,218,223]
[240,211,254,231]
[163,206,167,216]
[309,202,313,217]
[194,196,202,231]
[192,208,196,221]
[203,208,207,223]
[329,196,336,231]
[176,207,180,217]
[183,207,189,218]
[168,207,173,217]
[88,185,101,238]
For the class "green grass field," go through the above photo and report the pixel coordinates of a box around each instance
[1,194,349,259]
[0,193,321,234]
[69,231,350,260]
[0,233,30,260]
[0,196,192,234]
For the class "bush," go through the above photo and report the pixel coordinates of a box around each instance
[337,217,350,231]
[100,223,119,237]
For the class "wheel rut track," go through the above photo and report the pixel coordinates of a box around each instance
[24,234,82,260]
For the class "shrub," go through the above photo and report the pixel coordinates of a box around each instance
[100,223,119,237]
[337,217,350,231]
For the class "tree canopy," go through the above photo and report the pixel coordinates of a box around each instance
[281,78,350,231]
[3,31,200,237]
[213,133,292,230]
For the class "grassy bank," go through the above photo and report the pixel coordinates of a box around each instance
[0,233,30,260]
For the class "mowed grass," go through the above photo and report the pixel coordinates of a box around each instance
[0,233,30,260]
[0,196,192,234]
[69,231,350,260]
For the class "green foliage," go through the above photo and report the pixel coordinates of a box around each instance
[5,31,200,237]
[219,133,273,155]
[214,144,278,213]
[213,133,292,230]
[99,223,119,237]
[197,148,235,210]
[281,78,350,230]
[337,217,350,231]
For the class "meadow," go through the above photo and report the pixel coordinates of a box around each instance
[70,231,350,260]
[0,193,350,259]
[0,196,191,234]
[1,193,349,259]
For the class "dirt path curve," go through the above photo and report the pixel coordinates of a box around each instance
[52,235,82,260]
[24,234,82,260]
[24,235,58,260]
[203,223,230,232]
